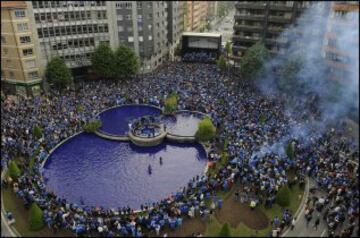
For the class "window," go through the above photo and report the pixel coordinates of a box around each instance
[1,36,5,43]
[137,15,142,22]
[139,36,143,42]
[15,10,25,18]
[137,2,142,9]
[9,71,15,78]
[125,2,132,9]
[6,60,12,68]
[128,36,134,42]
[148,35,152,41]
[25,59,36,68]
[127,27,132,32]
[23,48,33,56]
[117,15,123,21]
[118,26,124,32]
[20,36,31,44]
[35,13,40,23]
[3,48,8,54]
[126,15,132,20]
[28,71,39,79]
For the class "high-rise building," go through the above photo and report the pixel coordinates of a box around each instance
[1,1,43,96]
[232,1,313,61]
[185,1,208,32]
[108,1,169,73]
[167,1,185,61]
[27,1,111,78]
[322,1,359,83]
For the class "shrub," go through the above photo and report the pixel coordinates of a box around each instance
[276,185,291,207]
[46,57,73,89]
[285,142,294,160]
[164,93,178,114]
[83,119,102,133]
[219,223,231,237]
[195,117,216,142]
[8,161,21,179]
[32,125,43,140]
[29,203,44,231]
[259,114,266,125]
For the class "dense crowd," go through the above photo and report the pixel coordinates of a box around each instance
[1,61,359,237]
[182,51,217,63]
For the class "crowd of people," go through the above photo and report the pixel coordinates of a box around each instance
[182,51,217,63]
[1,61,359,237]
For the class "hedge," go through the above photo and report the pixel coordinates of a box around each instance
[29,203,44,231]
[8,160,21,179]
[276,185,291,207]
[83,119,102,133]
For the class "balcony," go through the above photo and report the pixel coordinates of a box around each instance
[269,4,293,11]
[233,24,263,32]
[267,26,284,33]
[268,15,292,23]
[234,14,265,21]
[232,35,262,43]
[235,2,267,10]
[265,37,289,45]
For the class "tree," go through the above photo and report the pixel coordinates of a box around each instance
[239,42,268,81]
[83,119,102,133]
[225,41,232,57]
[195,117,216,142]
[174,44,182,57]
[219,223,231,237]
[277,54,304,91]
[276,185,291,207]
[32,125,43,140]
[8,160,21,179]
[217,55,227,72]
[46,57,73,89]
[114,45,139,80]
[91,42,116,79]
[285,141,295,160]
[29,203,44,231]
[164,92,178,114]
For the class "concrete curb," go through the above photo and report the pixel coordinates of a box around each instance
[281,176,310,237]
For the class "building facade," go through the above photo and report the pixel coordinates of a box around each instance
[322,1,359,83]
[185,1,208,32]
[1,1,43,96]
[27,1,111,78]
[232,1,315,61]
[167,1,184,61]
[108,1,169,73]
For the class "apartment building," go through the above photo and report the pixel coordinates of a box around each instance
[1,1,43,96]
[232,1,315,62]
[322,1,359,83]
[27,1,112,78]
[185,1,208,32]
[167,1,184,61]
[108,1,169,73]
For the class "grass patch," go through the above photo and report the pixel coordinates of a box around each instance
[2,188,73,237]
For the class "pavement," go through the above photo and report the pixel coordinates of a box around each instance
[283,178,328,237]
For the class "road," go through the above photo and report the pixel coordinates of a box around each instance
[208,10,235,44]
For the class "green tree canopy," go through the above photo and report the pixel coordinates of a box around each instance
[195,117,216,142]
[114,45,139,80]
[225,41,232,56]
[29,203,44,231]
[239,42,268,81]
[219,223,231,237]
[83,119,102,133]
[46,57,73,89]
[32,125,43,140]
[217,55,227,72]
[277,54,304,91]
[276,185,291,207]
[8,160,21,179]
[164,92,178,114]
[91,42,116,79]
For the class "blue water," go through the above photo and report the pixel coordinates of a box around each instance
[99,105,162,136]
[166,112,204,137]
[43,133,207,209]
